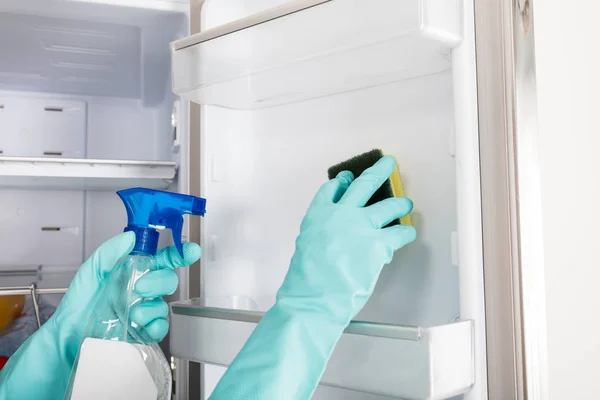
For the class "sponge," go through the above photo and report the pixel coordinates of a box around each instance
[327,149,411,227]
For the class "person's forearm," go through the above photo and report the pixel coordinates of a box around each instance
[209,302,346,400]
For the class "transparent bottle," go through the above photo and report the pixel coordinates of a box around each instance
[64,188,207,400]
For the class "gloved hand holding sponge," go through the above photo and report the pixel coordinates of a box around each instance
[210,154,416,399]
[0,154,415,400]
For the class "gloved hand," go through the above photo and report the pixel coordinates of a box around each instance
[210,156,416,399]
[0,232,201,400]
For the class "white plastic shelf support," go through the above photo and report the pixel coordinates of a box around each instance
[170,300,475,399]
[171,0,463,109]
[0,156,176,190]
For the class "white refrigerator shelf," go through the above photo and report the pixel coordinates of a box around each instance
[0,156,177,190]
[0,0,188,14]
[170,300,475,399]
[68,0,188,13]
[171,0,463,109]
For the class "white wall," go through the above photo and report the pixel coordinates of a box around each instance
[534,1,600,399]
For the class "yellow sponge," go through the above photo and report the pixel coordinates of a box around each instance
[327,149,412,227]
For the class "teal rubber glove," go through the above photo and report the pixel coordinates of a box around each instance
[210,156,416,399]
[0,231,201,400]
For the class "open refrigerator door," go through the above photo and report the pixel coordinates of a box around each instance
[170,0,486,399]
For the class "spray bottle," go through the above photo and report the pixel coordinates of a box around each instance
[65,188,206,400]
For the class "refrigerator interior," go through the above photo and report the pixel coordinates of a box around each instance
[0,0,188,310]
[183,0,482,399]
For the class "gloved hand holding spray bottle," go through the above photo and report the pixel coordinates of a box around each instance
[64,188,206,400]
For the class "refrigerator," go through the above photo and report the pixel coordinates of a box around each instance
[0,0,537,399]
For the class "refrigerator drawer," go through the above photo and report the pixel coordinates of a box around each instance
[170,300,475,399]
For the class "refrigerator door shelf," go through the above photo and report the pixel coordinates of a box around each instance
[171,0,463,109]
[170,300,475,399]
[0,156,177,191]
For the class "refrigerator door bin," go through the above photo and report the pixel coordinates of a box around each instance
[171,0,462,109]
[170,300,475,400]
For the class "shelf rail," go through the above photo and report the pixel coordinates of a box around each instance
[0,283,67,328]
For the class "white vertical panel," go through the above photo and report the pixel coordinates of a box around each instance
[201,72,458,325]
[84,191,127,258]
[452,0,487,399]
[0,189,84,266]
[0,96,86,157]
[200,73,459,398]
[86,98,160,161]
[534,1,600,399]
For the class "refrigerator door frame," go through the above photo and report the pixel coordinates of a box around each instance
[474,0,548,399]
[185,2,205,399]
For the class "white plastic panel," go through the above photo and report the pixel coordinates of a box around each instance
[170,302,475,399]
[201,72,458,327]
[0,88,180,163]
[85,97,168,161]
[172,0,462,109]
[0,190,84,266]
[0,13,141,99]
[0,1,187,105]
[84,191,128,258]
[451,1,487,398]
[0,96,86,157]
[200,343,468,400]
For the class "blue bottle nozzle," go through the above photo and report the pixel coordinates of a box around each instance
[117,188,207,257]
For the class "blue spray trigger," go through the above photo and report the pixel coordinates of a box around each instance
[117,188,206,256]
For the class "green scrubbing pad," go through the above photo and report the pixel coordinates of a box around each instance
[327,149,412,226]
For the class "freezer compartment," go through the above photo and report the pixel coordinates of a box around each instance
[170,300,475,399]
[0,156,176,190]
[171,0,462,109]
[0,0,188,164]
[0,2,188,177]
